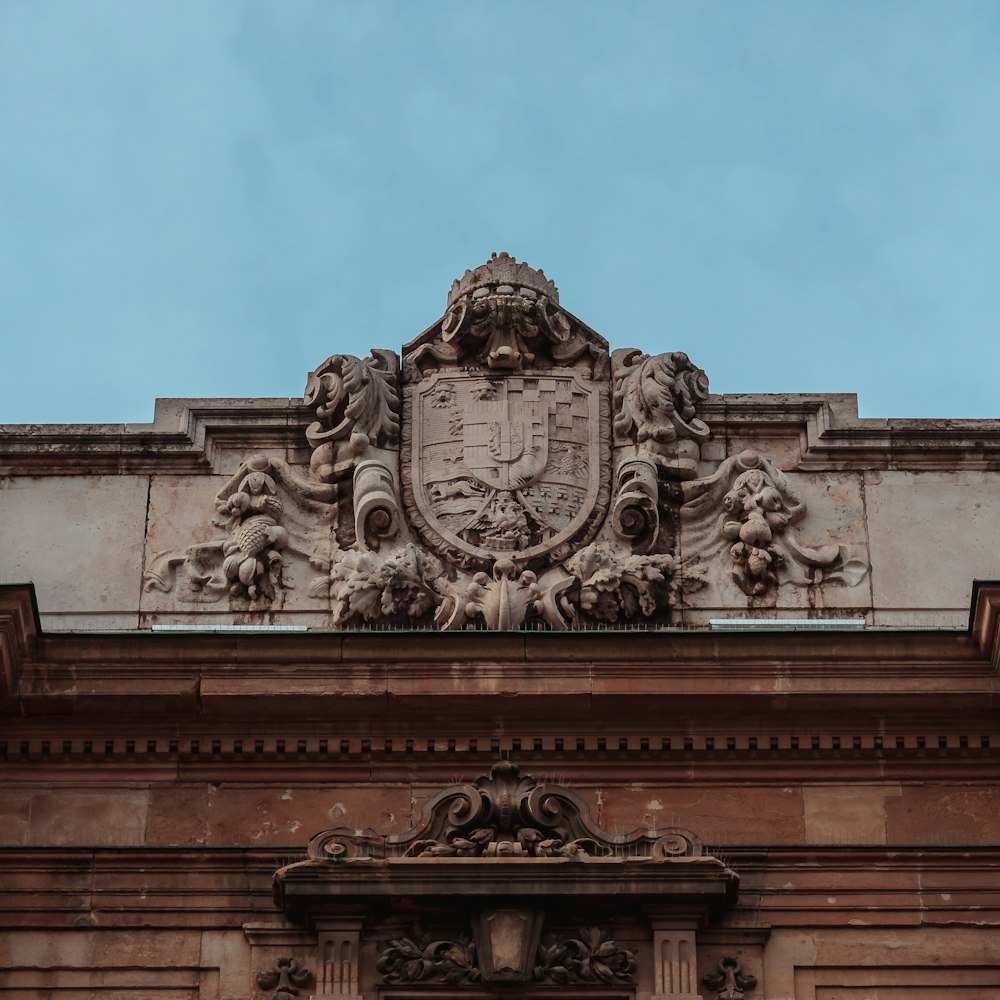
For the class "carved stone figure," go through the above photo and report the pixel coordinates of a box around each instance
[682,449,869,598]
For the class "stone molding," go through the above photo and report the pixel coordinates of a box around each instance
[5,394,1000,478]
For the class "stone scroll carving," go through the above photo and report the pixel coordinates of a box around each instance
[308,760,703,862]
[682,449,869,598]
[140,253,871,624]
[305,350,404,552]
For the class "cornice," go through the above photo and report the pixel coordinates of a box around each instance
[0,398,313,476]
[702,394,1000,470]
[2,584,1000,722]
[3,393,1000,477]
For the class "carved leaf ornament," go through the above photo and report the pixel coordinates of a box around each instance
[142,254,869,622]
[534,927,637,985]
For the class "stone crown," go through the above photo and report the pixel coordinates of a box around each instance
[447,251,559,308]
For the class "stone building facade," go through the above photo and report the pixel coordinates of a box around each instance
[2,253,1000,998]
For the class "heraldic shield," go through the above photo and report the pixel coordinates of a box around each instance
[405,371,610,569]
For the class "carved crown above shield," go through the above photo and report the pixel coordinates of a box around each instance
[145,252,871,628]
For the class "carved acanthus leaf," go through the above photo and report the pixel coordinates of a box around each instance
[534,927,637,985]
[435,560,575,632]
[305,350,400,484]
[376,926,480,985]
[612,348,710,475]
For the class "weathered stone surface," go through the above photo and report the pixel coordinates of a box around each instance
[0,475,148,629]
[205,783,412,846]
[597,784,806,845]
[803,784,902,844]
[26,788,150,846]
[866,470,1000,626]
[885,785,1000,844]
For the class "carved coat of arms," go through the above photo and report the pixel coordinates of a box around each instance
[144,252,869,630]
[406,372,607,569]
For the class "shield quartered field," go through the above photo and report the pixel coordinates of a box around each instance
[406,371,608,566]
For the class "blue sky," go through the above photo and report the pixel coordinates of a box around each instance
[1,1,998,423]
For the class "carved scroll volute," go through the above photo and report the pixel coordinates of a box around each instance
[304,350,400,485]
[308,827,386,861]
[611,457,660,553]
[352,459,399,551]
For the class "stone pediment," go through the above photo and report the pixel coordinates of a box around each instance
[304,761,706,862]
[272,764,740,997]
[273,760,738,916]
[142,253,871,629]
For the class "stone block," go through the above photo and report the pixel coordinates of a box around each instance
[0,475,149,622]
[885,785,1000,845]
[0,787,33,845]
[29,788,149,847]
[802,784,902,845]
[865,470,1000,620]
[205,783,412,847]
[596,784,805,845]
[146,784,211,846]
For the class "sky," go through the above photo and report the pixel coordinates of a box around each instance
[1,1,999,424]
